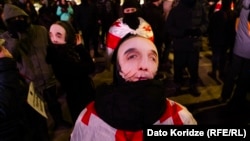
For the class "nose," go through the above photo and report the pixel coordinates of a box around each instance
[138,57,149,71]
[52,39,57,44]
[50,37,57,44]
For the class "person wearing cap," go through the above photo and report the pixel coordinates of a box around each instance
[105,0,154,84]
[70,34,197,141]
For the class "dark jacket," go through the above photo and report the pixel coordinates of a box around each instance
[73,0,99,32]
[208,0,237,49]
[142,2,165,48]
[166,0,209,52]
[46,43,96,121]
[46,44,95,85]
[0,58,27,141]
[0,4,56,94]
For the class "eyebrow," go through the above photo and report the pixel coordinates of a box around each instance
[124,48,136,55]
[151,50,158,56]
[123,48,158,56]
[55,32,63,37]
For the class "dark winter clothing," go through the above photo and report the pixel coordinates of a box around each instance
[0,58,26,141]
[0,4,58,140]
[73,0,100,56]
[46,21,96,122]
[166,0,209,96]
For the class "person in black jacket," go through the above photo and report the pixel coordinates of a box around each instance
[207,0,237,82]
[0,39,26,141]
[73,0,101,57]
[165,0,209,96]
[46,21,96,123]
[0,39,49,141]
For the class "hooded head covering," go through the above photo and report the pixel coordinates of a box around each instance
[2,4,28,21]
[3,4,30,34]
[122,0,140,30]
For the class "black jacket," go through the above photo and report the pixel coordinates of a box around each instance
[0,58,27,140]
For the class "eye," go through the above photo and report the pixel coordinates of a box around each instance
[149,55,157,62]
[56,34,62,39]
[127,54,137,60]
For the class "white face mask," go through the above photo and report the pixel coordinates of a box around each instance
[49,24,67,45]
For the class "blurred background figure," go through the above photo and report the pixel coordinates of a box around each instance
[37,0,59,30]
[207,0,237,83]
[12,0,39,24]
[56,0,74,22]
[165,0,209,97]
[162,0,175,73]
[96,0,118,50]
[0,0,6,33]
[73,0,101,58]
[0,40,28,141]
[220,0,250,109]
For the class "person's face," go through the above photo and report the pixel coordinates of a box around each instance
[49,24,66,45]
[123,7,137,14]
[117,36,158,82]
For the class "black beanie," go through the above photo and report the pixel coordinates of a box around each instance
[122,0,139,10]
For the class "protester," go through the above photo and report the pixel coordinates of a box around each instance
[56,0,74,22]
[46,21,96,123]
[220,0,250,108]
[12,0,39,24]
[0,3,62,140]
[73,0,101,57]
[0,39,27,141]
[207,0,237,82]
[165,0,209,96]
[70,34,197,141]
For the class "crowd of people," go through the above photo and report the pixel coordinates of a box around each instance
[0,0,249,140]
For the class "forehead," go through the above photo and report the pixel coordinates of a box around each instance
[50,24,66,34]
[118,36,157,54]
